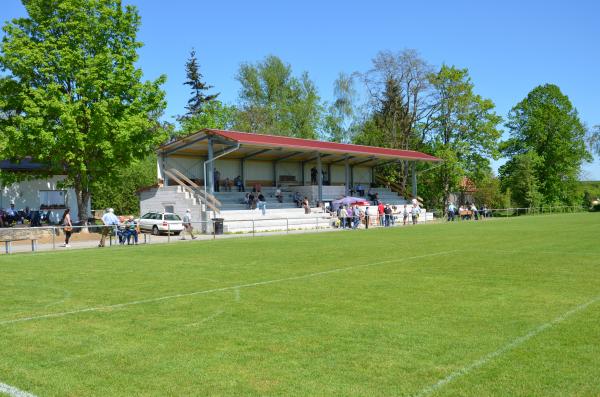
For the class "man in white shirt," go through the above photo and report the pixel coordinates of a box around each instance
[181,209,197,240]
[99,208,119,247]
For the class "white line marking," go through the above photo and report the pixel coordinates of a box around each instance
[0,250,456,327]
[185,310,224,327]
[414,294,600,397]
[0,382,37,397]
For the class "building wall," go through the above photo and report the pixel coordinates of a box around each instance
[0,176,86,222]
[162,155,373,188]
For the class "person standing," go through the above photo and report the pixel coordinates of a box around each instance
[403,205,409,225]
[61,208,73,248]
[257,193,267,216]
[378,202,385,226]
[448,202,456,221]
[411,204,420,225]
[213,169,221,192]
[339,205,348,229]
[364,206,370,229]
[99,208,119,247]
[180,209,197,240]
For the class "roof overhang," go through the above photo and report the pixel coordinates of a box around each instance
[158,129,441,166]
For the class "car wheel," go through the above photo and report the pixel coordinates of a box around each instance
[152,225,160,236]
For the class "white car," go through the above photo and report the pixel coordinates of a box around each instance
[137,212,184,235]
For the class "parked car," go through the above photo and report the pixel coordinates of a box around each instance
[137,212,184,235]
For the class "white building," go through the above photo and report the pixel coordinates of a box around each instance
[0,159,89,223]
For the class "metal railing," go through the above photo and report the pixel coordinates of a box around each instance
[0,206,590,254]
[436,205,586,220]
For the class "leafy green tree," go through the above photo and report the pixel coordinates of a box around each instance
[0,0,167,222]
[423,65,502,208]
[234,55,322,138]
[502,84,591,205]
[323,72,357,143]
[91,154,157,215]
[499,152,543,208]
[178,48,219,121]
[176,101,237,137]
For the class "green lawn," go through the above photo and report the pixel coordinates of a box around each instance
[1,214,599,396]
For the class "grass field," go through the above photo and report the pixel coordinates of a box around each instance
[1,214,599,396]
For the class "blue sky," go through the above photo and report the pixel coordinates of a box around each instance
[2,0,599,179]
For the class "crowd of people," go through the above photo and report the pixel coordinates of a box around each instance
[332,201,422,230]
[446,202,492,221]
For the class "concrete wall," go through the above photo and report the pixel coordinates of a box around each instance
[0,176,86,222]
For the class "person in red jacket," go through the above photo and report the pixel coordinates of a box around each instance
[378,202,385,226]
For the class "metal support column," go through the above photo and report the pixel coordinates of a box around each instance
[327,163,332,186]
[344,156,350,196]
[273,161,277,187]
[240,158,245,188]
[207,136,214,193]
[316,153,323,202]
[301,161,305,185]
[411,161,417,198]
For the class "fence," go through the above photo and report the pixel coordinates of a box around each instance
[0,206,590,254]
[433,205,586,219]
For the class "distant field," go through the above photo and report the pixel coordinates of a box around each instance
[1,214,599,396]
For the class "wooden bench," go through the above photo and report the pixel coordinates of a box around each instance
[0,228,52,254]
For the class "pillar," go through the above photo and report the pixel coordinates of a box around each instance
[207,136,214,193]
[273,161,277,187]
[316,153,323,202]
[344,156,350,196]
[240,158,245,188]
[411,161,417,198]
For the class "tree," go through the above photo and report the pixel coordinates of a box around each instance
[178,48,219,121]
[323,72,357,143]
[234,55,322,138]
[353,50,435,195]
[0,0,167,222]
[175,101,237,138]
[423,65,502,208]
[91,154,157,215]
[587,124,600,157]
[502,84,591,205]
[499,152,543,208]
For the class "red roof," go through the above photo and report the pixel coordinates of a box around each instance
[205,129,440,162]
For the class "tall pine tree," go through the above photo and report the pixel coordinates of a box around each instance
[180,49,219,120]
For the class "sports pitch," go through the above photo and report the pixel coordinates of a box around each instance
[1,214,599,396]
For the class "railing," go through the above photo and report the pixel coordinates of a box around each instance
[0,206,591,255]
[436,205,586,219]
[164,168,220,213]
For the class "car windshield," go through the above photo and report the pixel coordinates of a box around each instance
[164,214,181,221]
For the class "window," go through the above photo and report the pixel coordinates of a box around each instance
[141,213,154,219]
[164,214,181,221]
[39,190,67,209]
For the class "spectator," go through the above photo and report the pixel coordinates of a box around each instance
[275,186,283,203]
[248,192,256,210]
[180,209,197,240]
[384,204,392,227]
[99,208,119,247]
[302,197,310,214]
[253,182,262,193]
[310,167,317,185]
[339,205,348,229]
[378,202,385,226]
[6,203,17,225]
[411,205,420,225]
[346,205,354,228]
[403,205,409,225]
[257,193,267,215]
[224,177,231,192]
[61,208,73,248]
[126,216,139,244]
[352,205,361,229]
[213,169,221,192]
[364,206,370,229]
[356,184,365,197]
[471,203,479,220]
[293,192,303,207]
[448,202,456,221]
[234,175,244,192]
